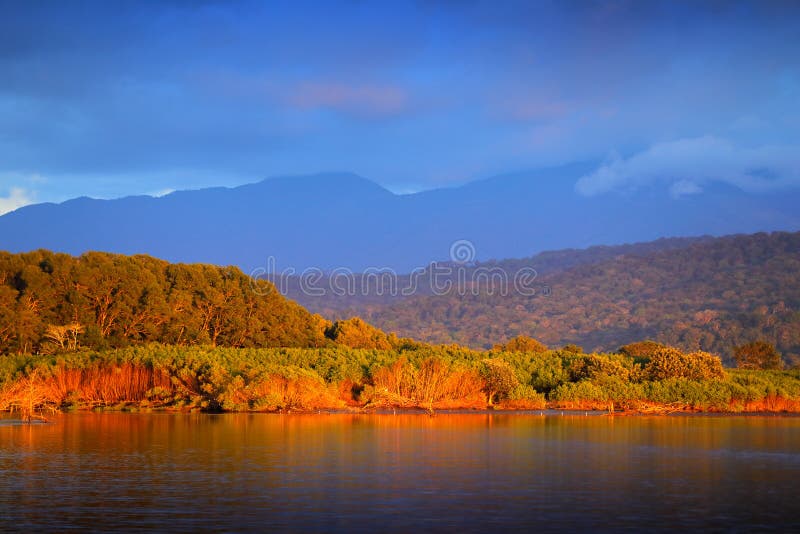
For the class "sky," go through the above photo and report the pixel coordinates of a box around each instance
[1,0,799,213]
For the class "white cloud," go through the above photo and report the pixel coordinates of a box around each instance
[150,188,175,198]
[669,179,703,198]
[0,187,35,215]
[576,136,800,197]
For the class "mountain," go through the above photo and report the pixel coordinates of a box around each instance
[312,231,800,363]
[1,166,800,272]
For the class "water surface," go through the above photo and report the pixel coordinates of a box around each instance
[1,413,799,531]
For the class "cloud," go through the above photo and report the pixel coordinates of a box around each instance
[492,92,572,122]
[575,136,800,196]
[0,187,35,215]
[287,82,410,118]
[1,2,800,197]
[150,188,175,198]
[669,179,703,199]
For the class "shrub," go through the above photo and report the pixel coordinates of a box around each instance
[645,348,725,381]
[325,317,397,350]
[525,352,569,393]
[479,358,519,405]
[568,354,632,382]
[733,341,783,370]
[550,380,609,403]
[618,340,668,361]
[643,378,733,410]
[493,335,547,354]
[502,384,546,409]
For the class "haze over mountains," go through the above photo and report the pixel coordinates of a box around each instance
[1,163,799,273]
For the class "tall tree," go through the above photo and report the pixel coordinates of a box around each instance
[734,341,783,370]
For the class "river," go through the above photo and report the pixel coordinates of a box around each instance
[2,412,799,531]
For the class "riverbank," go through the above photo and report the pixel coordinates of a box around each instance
[2,344,800,418]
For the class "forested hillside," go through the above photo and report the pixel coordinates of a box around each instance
[0,251,332,354]
[287,235,710,313]
[3,232,797,366]
[345,232,800,363]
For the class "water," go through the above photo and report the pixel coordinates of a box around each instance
[1,412,799,532]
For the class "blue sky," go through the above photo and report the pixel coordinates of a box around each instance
[1,0,799,213]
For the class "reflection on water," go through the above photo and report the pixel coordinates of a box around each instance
[1,413,799,531]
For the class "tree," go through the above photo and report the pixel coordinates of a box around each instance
[618,340,667,360]
[44,323,83,352]
[733,341,783,370]
[325,317,396,350]
[494,335,547,354]
[0,285,17,352]
[0,250,335,352]
[479,358,519,405]
[645,347,725,381]
[0,368,54,422]
[568,354,631,381]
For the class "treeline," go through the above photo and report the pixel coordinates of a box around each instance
[348,231,800,362]
[0,250,335,353]
[2,338,800,416]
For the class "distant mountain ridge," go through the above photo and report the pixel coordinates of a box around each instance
[2,165,799,272]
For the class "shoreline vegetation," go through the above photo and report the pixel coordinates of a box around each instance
[2,342,799,420]
[2,249,799,421]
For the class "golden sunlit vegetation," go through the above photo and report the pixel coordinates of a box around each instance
[0,250,339,353]
[2,247,799,418]
[3,338,800,417]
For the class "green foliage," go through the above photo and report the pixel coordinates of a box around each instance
[1,344,800,413]
[618,340,667,361]
[325,317,397,350]
[550,376,644,405]
[506,384,546,407]
[643,378,727,409]
[520,352,569,393]
[645,348,725,381]
[0,250,343,354]
[479,358,519,405]
[550,380,609,403]
[493,335,547,354]
[733,340,783,370]
[567,354,633,382]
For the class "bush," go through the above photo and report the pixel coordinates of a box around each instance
[2,342,800,414]
[643,378,733,410]
[479,358,519,405]
[502,384,546,409]
[525,352,569,393]
[550,380,609,403]
[325,317,397,350]
[618,340,668,361]
[494,336,547,354]
[733,341,783,370]
[645,348,725,381]
[568,354,633,382]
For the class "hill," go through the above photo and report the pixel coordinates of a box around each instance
[321,231,800,363]
[284,235,712,313]
[1,165,799,272]
[0,250,333,354]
